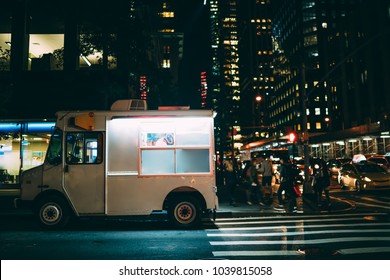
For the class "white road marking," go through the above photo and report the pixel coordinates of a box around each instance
[207,222,390,231]
[207,228,390,237]
[209,236,390,246]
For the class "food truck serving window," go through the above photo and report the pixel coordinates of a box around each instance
[66,132,103,164]
[139,119,211,175]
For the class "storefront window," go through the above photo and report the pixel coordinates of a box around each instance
[0,121,55,185]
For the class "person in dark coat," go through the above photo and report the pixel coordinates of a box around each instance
[243,159,265,206]
[224,160,238,206]
[313,160,331,207]
[274,157,298,212]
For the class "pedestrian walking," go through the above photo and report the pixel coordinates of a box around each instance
[223,160,238,206]
[260,156,273,187]
[274,157,298,212]
[313,160,331,207]
[260,156,273,204]
[243,159,265,206]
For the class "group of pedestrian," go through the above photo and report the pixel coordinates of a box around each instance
[223,156,274,207]
[223,155,331,211]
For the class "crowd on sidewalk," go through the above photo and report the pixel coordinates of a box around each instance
[221,156,332,213]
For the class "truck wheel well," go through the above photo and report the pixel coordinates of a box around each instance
[164,188,206,211]
[33,190,73,214]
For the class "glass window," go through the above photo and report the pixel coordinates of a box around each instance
[0,33,11,71]
[46,129,63,166]
[176,149,210,173]
[29,34,64,71]
[66,132,103,164]
[141,150,174,174]
[78,32,118,69]
[139,118,212,175]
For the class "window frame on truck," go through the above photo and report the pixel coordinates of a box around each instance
[139,118,212,176]
[65,132,104,165]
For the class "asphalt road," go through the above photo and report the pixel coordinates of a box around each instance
[1,176,390,260]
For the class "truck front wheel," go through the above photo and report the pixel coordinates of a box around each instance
[36,195,70,229]
[169,196,201,229]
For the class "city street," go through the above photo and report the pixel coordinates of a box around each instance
[1,181,389,260]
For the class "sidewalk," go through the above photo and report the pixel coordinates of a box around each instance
[215,185,354,218]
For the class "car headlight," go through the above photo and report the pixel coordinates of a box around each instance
[362,177,371,182]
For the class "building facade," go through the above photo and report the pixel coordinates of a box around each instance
[0,0,188,119]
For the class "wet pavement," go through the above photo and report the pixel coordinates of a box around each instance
[215,184,353,218]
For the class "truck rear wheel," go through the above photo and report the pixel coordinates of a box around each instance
[169,196,201,229]
[36,195,70,229]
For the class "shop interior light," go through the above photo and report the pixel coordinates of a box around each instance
[81,55,91,66]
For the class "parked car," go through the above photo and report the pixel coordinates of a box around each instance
[367,155,390,171]
[338,161,390,191]
[326,158,352,176]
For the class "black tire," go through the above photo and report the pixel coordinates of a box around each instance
[35,195,71,229]
[168,196,201,229]
[355,180,362,192]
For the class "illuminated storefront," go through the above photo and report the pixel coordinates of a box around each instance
[0,120,55,186]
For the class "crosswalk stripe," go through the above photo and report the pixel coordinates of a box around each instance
[214,212,388,222]
[213,216,385,226]
[212,247,390,257]
[209,236,390,246]
[208,213,390,258]
[213,250,300,257]
[207,228,390,237]
[338,247,390,255]
[207,222,390,232]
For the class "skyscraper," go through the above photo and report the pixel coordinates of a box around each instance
[209,0,242,157]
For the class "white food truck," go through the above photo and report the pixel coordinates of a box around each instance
[15,100,218,229]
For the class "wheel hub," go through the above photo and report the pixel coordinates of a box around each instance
[42,205,61,223]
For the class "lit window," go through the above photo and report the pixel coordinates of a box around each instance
[315,108,321,115]
[160,11,174,18]
[316,122,321,129]
[162,59,170,68]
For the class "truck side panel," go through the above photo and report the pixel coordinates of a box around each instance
[105,116,216,215]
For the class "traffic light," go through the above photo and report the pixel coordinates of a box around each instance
[289,132,297,143]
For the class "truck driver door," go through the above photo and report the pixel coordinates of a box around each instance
[64,132,105,214]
